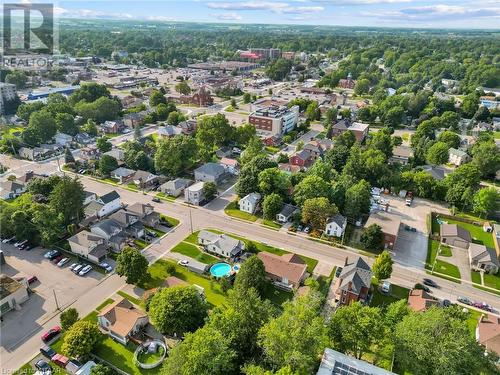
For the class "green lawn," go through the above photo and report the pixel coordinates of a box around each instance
[156,192,177,202]
[126,183,140,192]
[100,177,119,185]
[483,272,500,290]
[96,298,115,311]
[146,226,166,237]
[261,283,293,307]
[145,259,228,307]
[265,146,280,154]
[171,241,219,264]
[134,239,148,249]
[261,219,282,229]
[493,131,500,140]
[440,245,452,257]
[471,271,482,285]
[437,217,495,248]
[425,239,440,269]
[224,201,259,222]
[371,280,409,307]
[117,290,142,306]
[160,214,180,227]
[466,309,481,338]
[432,260,461,280]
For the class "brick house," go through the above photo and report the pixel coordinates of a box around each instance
[334,257,372,306]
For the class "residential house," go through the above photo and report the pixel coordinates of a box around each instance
[90,219,126,252]
[68,230,108,263]
[194,162,227,184]
[421,165,451,180]
[440,224,471,249]
[407,289,439,312]
[0,275,29,316]
[389,146,414,165]
[333,257,372,306]
[468,243,499,274]
[74,132,93,145]
[239,192,261,214]
[178,119,197,135]
[184,181,205,205]
[96,190,121,217]
[18,147,45,161]
[448,148,470,166]
[100,121,120,134]
[83,191,97,206]
[54,132,73,146]
[257,251,307,290]
[159,178,192,197]
[132,170,159,189]
[317,348,396,375]
[365,211,401,250]
[276,204,299,223]
[0,180,25,200]
[126,202,160,228]
[97,298,148,345]
[111,167,135,184]
[109,210,144,238]
[219,157,239,175]
[476,315,500,356]
[157,125,182,138]
[198,230,245,259]
[324,214,347,237]
[215,147,233,159]
[80,146,100,161]
[303,139,332,161]
[331,120,369,142]
[104,149,126,165]
[123,112,145,128]
[289,149,313,168]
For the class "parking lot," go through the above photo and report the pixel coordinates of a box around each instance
[387,196,449,269]
[1,244,104,351]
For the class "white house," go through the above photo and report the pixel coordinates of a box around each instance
[276,204,299,223]
[448,148,470,166]
[97,298,148,345]
[468,243,499,274]
[184,181,205,205]
[0,180,26,200]
[220,157,240,175]
[238,192,261,214]
[159,178,192,197]
[96,190,121,217]
[83,191,97,206]
[325,214,347,237]
[198,230,244,259]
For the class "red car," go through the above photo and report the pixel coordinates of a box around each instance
[52,255,63,264]
[27,275,38,284]
[41,326,61,343]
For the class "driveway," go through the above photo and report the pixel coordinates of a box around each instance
[1,245,103,351]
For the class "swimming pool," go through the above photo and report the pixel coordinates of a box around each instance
[210,263,232,278]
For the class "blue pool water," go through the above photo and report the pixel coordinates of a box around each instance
[210,263,232,277]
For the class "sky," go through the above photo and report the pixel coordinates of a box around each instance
[11,0,500,29]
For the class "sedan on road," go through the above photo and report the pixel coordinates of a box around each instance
[41,326,61,343]
[423,278,438,288]
[457,296,472,305]
[474,302,493,312]
[178,259,189,266]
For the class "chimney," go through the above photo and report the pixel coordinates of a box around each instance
[344,257,349,267]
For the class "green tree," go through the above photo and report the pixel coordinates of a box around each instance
[161,325,237,375]
[385,299,410,330]
[360,224,384,251]
[61,320,101,358]
[175,80,192,95]
[301,197,338,231]
[266,59,293,81]
[258,168,290,197]
[372,250,393,280]
[167,111,184,125]
[49,176,85,225]
[203,182,218,201]
[425,141,450,165]
[344,179,371,220]
[64,147,75,164]
[305,101,320,121]
[150,90,167,106]
[474,106,490,121]
[149,286,207,336]
[394,307,493,375]
[461,93,479,118]
[233,255,267,295]
[17,101,45,121]
[258,291,328,373]
[473,187,500,219]
[5,70,27,89]
[234,124,257,147]
[90,364,112,375]
[69,83,110,105]
[196,114,232,161]
[31,204,64,246]
[293,175,332,207]
[96,137,112,153]
[262,193,283,221]
[368,128,393,158]
[240,136,263,165]
[440,111,460,130]
[384,106,404,127]
[155,136,197,177]
[134,124,141,140]
[236,155,277,197]
[328,302,384,359]
[354,78,370,95]
[28,110,57,143]
[60,307,79,331]
[75,97,120,123]
[81,120,98,136]
[243,92,251,103]
[55,113,78,135]
[99,155,118,175]
[115,247,149,285]
[471,139,500,178]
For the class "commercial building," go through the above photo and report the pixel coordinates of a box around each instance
[365,211,401,250]
[1,275,29,316]
[187,61,259,72]
[249,48,281,59]
[27,85,80,100]
[249,105,299,136]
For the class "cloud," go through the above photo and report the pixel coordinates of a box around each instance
[317,0,412,3]
[146,15,176,21]
[213,12,243,20]
[206,1,323,14]
[54,7,133,19]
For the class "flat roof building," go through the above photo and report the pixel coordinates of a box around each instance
[249,105,299,136]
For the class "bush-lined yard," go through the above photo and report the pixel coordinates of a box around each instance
[224,201,259,222]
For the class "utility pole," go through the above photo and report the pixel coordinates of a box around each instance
[53,289,60,311]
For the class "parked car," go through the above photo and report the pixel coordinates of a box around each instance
[27,275,38,284]
[380,281,391,294]
[178,259,189,266]
[457,296,472,305]
[304,227,310,234]
[52,255,63,264]
[35,359,52,373]
[40,345,56,359]
[78,265,93,276]
[474,302,493,312]
[335,267,343,278]
[2,236,15,243]
[423,278,438,288]
[152,197,161,203]
[44,250,60,260]
[442,299,452,307]
[414,283,431,293]
[72,264,83,274]
[15,240,28,248]
[57,258,70,267]
[147,230,158,238]
[99,262,113,272]
[41,326,61,343]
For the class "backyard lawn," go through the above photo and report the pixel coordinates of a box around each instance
[224,201,259,222]
[425,239,461,281]
[171,241,219,264]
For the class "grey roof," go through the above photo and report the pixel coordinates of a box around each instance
[104,149,125,160]
[158,125,182,137]
[84,191,96,199]
[449,148,468,157]
[195,162,226,177]
[100,190,120,204]
[337,257,372,295]
[279,203,299,218]
[68,230,105,247]
[327,214,347,228]
[317,348,396,375]
[133,170,157,181]
[198,230,244,256]
[84,200,104,217]
[112,167,134,177]
[421,165,448,180]
[440,224,471,242]
[240,192,261,205]
[109,209,140,227]
[293,149,312,160]
[91,219,123,236]
[0,180,24,193]
[161,178,191,190]
[392,145,414,158]
[332,120,349,131]
[469,243,500,267]
[365,212,401,236]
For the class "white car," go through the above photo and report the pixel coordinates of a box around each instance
[69,263,78,271]
[2,236,15,243]
[381,281,391,294]
[99,262,113,272]
[79,265,93,276]
[177,259,189,266]
[57,258,70,267]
